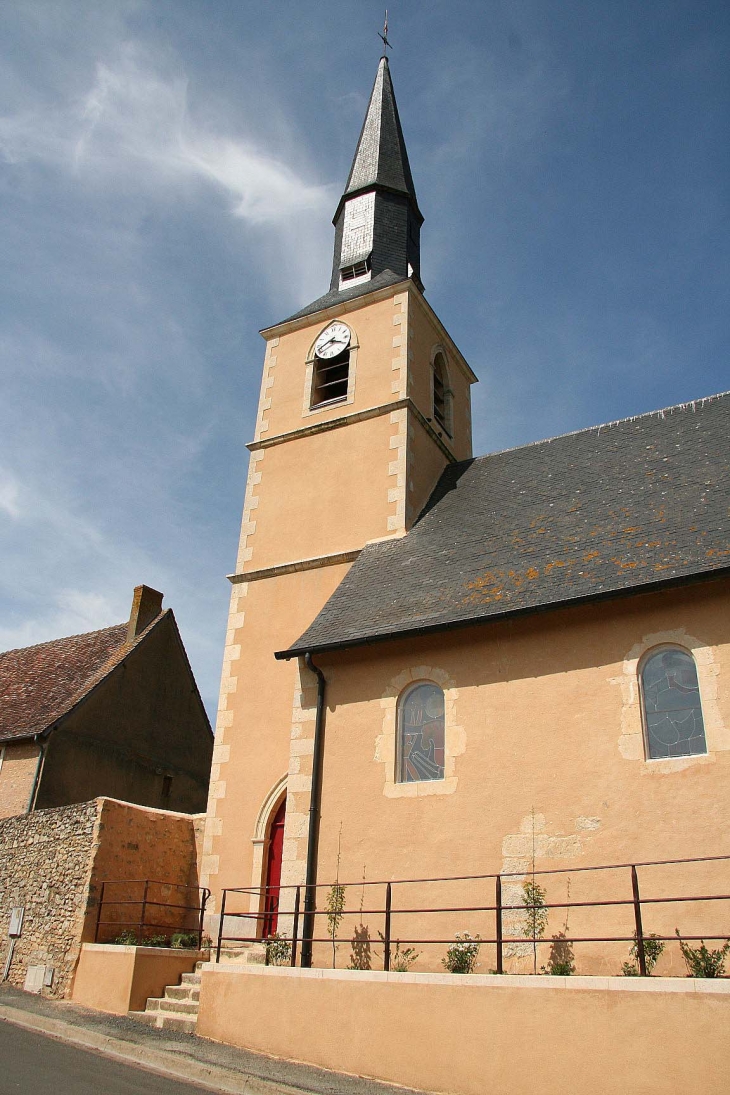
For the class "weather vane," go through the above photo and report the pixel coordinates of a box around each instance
[379,10,392,56]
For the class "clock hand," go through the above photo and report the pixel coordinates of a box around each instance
[320,337,342,353]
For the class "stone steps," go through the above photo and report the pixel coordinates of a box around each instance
[128,966,202,1032]
[216,944,267,965]
[128,944,271,1032]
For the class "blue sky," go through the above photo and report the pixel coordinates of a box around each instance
[1,1,728,715]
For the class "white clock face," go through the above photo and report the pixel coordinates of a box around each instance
[314,322,351,360]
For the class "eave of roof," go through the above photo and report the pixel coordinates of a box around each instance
[275,565,730,660]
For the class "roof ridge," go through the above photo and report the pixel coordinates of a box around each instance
[472,389,730,464]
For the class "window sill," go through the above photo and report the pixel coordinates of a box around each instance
[308,396,349,413]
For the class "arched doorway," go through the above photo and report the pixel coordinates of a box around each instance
[261,796,286,937]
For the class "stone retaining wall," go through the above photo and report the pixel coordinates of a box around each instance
[0,798,204,998]
[0,800,101,995]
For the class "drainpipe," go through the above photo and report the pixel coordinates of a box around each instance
[26,737,47,813]
[300,652,326,968]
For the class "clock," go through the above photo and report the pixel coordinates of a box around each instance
[314,322,351,360]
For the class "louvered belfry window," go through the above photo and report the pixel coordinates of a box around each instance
[432,352,450,434]
[311,348,350,408]
[340,258,371,283]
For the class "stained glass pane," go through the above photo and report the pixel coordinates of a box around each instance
[398,683,445,783]
[641,649,707,759]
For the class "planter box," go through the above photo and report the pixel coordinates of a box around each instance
[71,943,204,1014]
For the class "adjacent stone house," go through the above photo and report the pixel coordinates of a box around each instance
[0,585,213,819]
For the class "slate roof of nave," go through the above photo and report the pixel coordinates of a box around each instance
[0,616,166,744]
[279,391,730,657]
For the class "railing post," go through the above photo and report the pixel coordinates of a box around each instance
[291,887,301,968]
[301,884,316,968]
[198,888,210,949]
[495,876,503,975]
[383,883,392,972]
[630,865,647,976]
[216,889,227,964]
[94,881,105,943]
[138,880,149,944]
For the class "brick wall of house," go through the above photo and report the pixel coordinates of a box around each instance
[0,741,40,819]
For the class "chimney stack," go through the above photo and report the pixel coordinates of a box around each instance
[127,585,164,642]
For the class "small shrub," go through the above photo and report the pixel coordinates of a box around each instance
[621,933,665,976]
[325,883,346,968]
[348,924,372,971]
[542,932,576,976]
[112,929,138,946]
[141,933,169,948]
[170,932,200,949]
[676,930,730,978]
[264,932,292,966]
[522,879,549,974]
[390,941,420,973]
[442,933,481,974]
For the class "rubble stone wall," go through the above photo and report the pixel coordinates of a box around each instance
[0,798,204,998]
[0,800,100,995]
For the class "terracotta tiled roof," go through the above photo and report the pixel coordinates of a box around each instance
[0,622,131,743]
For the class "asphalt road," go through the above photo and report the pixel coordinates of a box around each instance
[0,1021,220,1095]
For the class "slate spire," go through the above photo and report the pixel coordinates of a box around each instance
[329,56,423,293]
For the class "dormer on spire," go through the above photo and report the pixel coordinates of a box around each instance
[329,56,423,293]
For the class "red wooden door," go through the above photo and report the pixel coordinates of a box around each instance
[262,798,286,937]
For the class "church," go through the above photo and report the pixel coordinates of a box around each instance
[200,54,730,975]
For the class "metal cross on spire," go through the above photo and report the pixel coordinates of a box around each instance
[378,10,392,57]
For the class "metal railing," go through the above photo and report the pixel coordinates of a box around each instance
[215,853,730,974]
[94,879,210,947]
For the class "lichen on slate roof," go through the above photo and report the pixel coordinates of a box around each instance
[279,391,730,658]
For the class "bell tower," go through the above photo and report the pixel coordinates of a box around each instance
[201,55,477,917]
[330,56,423,292]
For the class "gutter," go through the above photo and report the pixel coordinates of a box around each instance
[300,653,327,969]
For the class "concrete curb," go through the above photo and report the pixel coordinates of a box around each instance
[0,1005,312,1095]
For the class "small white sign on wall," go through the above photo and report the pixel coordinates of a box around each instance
[9,907,24,937]
[24,965,45,994]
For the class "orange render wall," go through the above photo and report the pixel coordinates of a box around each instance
[292,577,730,974]
[256,293,404,440]
[245,414,400,569]
[406,289,474,462]
[83,798,206,942]
[0,741,39,819]
[202,281,477,922]
[203,562,352,902]
[197,966,730,1095]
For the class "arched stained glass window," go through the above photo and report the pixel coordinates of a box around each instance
[641,648,707,760]
[397,682,445,783]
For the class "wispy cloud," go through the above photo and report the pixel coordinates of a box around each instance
[0,470,21,520]
[1,44,334,226]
